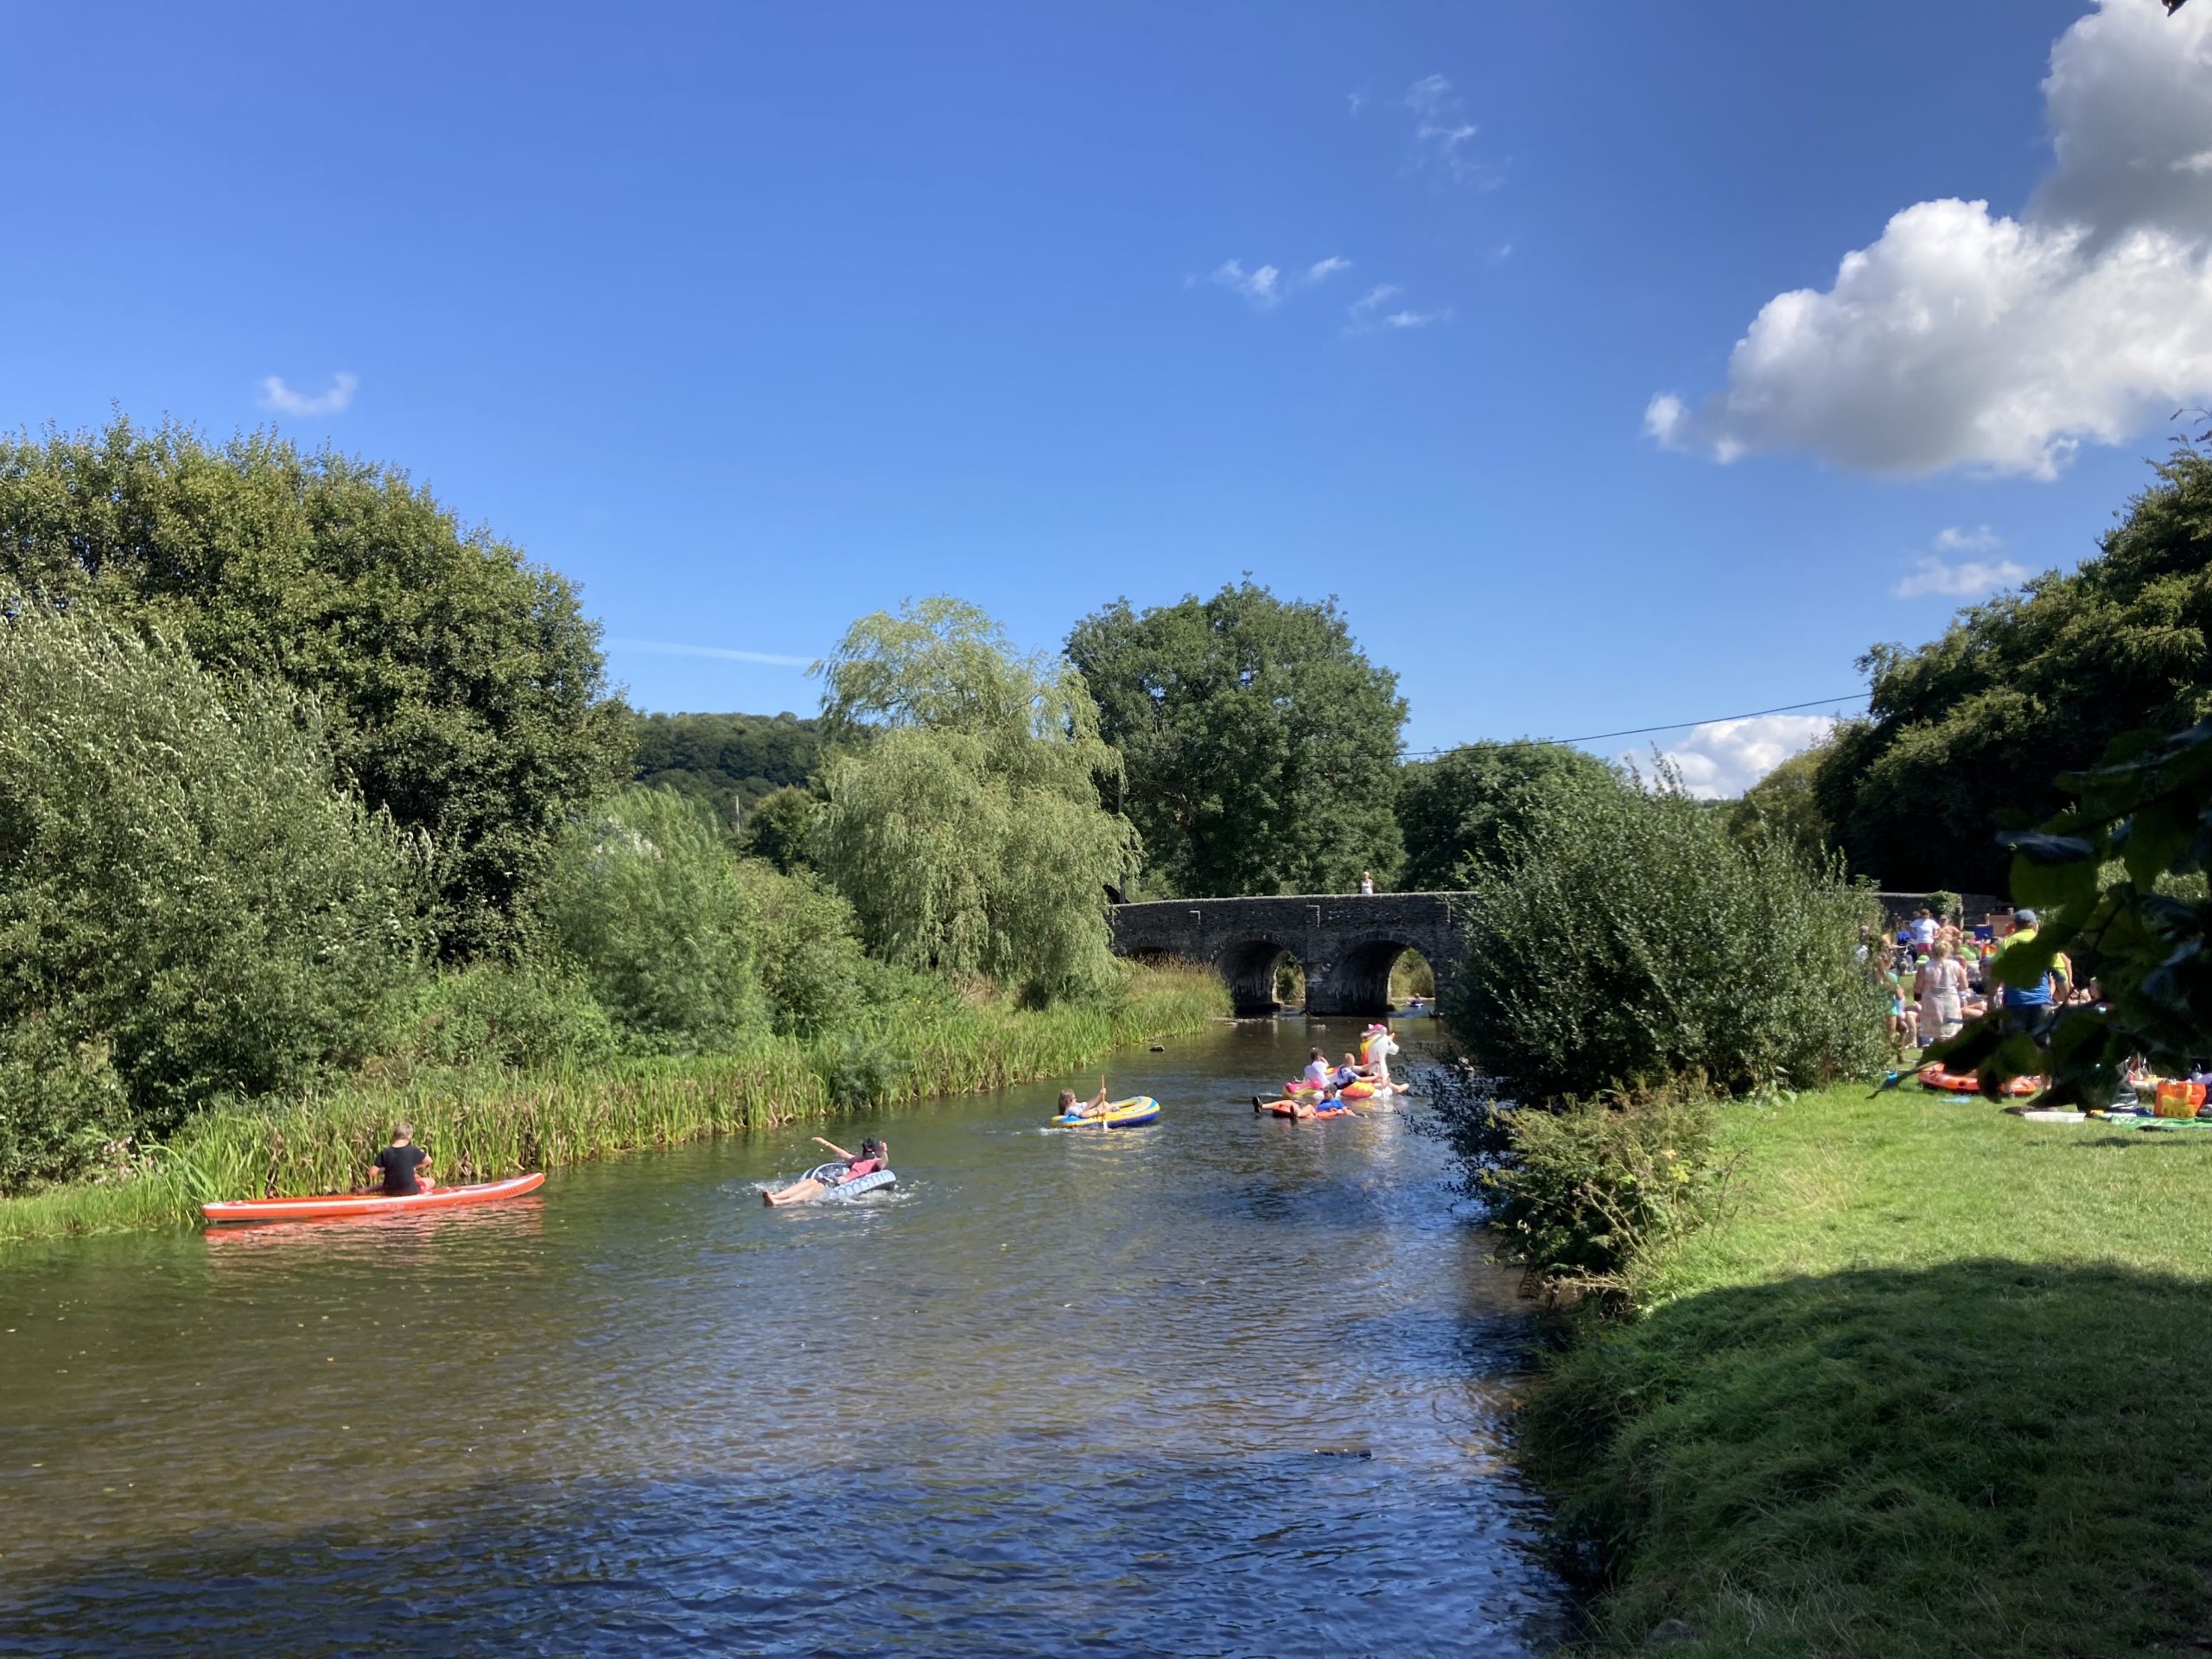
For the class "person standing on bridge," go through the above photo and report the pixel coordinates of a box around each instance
[1358,871,1376,894]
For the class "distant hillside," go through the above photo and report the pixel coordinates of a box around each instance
[630,710,823,811]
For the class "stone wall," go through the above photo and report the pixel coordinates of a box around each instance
[1110,893,1464,1016]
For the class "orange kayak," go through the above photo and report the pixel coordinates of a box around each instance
[201,1172,545,1224]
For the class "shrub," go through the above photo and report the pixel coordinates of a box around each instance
[737,861,874,1037]
[540,787,765,1053]
[0,1020,134,1191]
[397,963,620,1071]
[1444,771,1888,1103]
[0,612,423,1156]
[1480,1094,1731,1301]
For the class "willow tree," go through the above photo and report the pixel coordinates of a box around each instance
[814,598,1137,1001]
[0,612,423,1179]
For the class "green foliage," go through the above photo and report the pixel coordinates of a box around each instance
[1067,582,1406,896]
[1722,741,1833,866]
[0,1020,133,1192]
[540,787,766,1053]
[0,416,626,955]
[1398,741,1621,889]
[1481,1095,1728,1300]
[735,862,879,1037]
[740,784,821,874]
[1444,774,1889,1103]
[1942,714,2212,1100]
[1812,450,2212,892]
[396,963,620,1071]
[0,612,423,1167]
[816,598,1135,1001]
[630,709,822,810]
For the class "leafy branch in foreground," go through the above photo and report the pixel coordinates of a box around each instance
[1941,717,2212,1098]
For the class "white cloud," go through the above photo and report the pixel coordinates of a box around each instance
[1209,258,1282,308]
[1302,256,1353,285]
[607,638,816,670]
[1894,556,2032,599]
[1632,714,1839,800]
[1891,526,2031,597]
[1933,524,2003,552]
[1402,74,1491,185]
[1650,0,2212,478]
[259,372,357,417]
[1346,283,1451,334]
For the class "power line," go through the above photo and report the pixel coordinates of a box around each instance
[1399,692,1871,759]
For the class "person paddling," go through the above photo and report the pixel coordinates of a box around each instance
[763,1135,888,1206]
[1057,1076,1115,1119]
[371,1122,433,1196]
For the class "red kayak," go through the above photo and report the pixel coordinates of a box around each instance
[201,1172,544,1224]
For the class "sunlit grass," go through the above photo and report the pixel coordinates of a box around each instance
[1529,1084,2212,1657]
[0,962,1224,1242]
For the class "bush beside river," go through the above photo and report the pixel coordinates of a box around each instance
[0,961,1224,1243]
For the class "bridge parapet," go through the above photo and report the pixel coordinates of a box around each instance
[1110,892,1467,1016]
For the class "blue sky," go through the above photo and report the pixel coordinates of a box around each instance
[7,1,2206,794]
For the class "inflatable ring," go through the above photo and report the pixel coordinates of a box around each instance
[1916,1064,2038,1098]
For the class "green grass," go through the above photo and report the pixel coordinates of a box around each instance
[1528,1084,2212,1658]
[0,963,1226,1243]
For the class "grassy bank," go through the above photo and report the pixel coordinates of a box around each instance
[1526,1084,2212,1657]
[0,963,1225,1243]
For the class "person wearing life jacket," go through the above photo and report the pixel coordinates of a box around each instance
[763,1135,887,1206]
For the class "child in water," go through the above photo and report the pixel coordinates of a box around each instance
[1057,1076,1115,1118]
[763,1135,888,1206]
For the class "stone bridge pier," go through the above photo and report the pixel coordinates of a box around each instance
[1109,893,1465,1017]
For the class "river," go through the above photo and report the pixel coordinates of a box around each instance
[0,1017,1566,1657]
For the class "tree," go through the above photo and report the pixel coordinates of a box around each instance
[1065,582,1406,897]
[0,613,423,1177]
[539,787,764,1053]
[739,785,821,874]
[1812,451,2212,891]
[1724,741,1834,865]
[1398,741,1621,890]
[1444,770,1886,1105]
[631,710,822,811]
[815,598,1135,1001]
[0,417,626,956]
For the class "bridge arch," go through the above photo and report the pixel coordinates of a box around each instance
[1109,892,1465,1018]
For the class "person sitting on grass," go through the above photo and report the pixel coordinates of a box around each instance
[371,1122,433,1196]
[763,1135,888,1206]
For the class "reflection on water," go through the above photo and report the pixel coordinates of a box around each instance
[0,1019,1565,1656]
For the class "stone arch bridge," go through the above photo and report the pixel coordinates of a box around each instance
[1110,893,1466,1017]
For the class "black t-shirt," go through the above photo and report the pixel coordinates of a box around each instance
[374,1144,428,1195]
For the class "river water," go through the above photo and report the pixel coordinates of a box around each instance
[0,1017,1565,1657]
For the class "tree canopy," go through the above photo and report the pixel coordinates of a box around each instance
[0,417,626,956]
[1397,741,1621,890]
[631,710,822,811]
[1813,452,2212,891]
[815,599,1135,1001]
[1724,741,1834,866]
[1066,582,1406,897]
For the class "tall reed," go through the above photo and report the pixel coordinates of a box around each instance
[0,962,1226,1242]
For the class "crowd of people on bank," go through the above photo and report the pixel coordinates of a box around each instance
[1875,904,2076,1053]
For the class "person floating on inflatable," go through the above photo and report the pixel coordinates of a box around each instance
[1361,1023,1400,1086]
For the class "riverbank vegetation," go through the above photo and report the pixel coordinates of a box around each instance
[1523,1084,2212,1657]
[0,422,1214,1229]
[0,961,1222,1242]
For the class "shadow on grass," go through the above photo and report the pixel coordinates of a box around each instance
[1526,1259,2212,1658]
